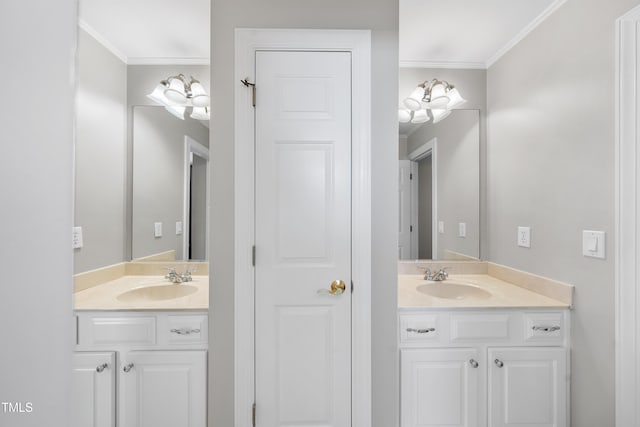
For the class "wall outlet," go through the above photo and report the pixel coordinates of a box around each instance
[517,226,531,248]
[176,221,183,235]
[458,222,467,238]
[154,222,163,238]
[438,221,445,234]
[583,230,605,259]
[72,226,83,249]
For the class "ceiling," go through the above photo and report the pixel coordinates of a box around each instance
[79,0,210,64]
[400,0,563,69]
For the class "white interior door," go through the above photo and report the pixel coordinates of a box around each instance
[255,50,352,427]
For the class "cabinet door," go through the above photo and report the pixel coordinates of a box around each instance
[488,347,567,427]
[119,350,206,427]
[72,352,115,427]
[401,348,480,427]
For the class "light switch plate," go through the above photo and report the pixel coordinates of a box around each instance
[438,221,444,234]
[72,226,83,249]
[154,222,163,238]
[176,221,183,235]
[517,226,531,248]
[458,222,466,238]
[583,230,605,259]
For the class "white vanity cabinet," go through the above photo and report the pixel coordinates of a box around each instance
[72,311,208,427]
[399,309,569,427]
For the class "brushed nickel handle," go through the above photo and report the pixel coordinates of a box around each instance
[318,280,346,295]
[406,327,436,334]
[96,363,108,373]
[123,363,134,373]
[532,325,560,332]
[170,328,201,335]
[469,359,479,368]
[494,359,504,368]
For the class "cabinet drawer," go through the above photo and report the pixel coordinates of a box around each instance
[450,313,511,342]
[524,312,564,343]
[400,314,441,343]
[79,316,156,346]
[164,315,208,344]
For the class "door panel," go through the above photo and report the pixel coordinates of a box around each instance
[255,50,352,427]
[72,352,116,427]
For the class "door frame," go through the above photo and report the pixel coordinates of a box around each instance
[408,137,437,259]
[234,29,372,427]
[616,6,640,426]
[183,136,209,261]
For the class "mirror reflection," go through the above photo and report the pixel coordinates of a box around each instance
[74,0,210,273]
[398,109,480,261]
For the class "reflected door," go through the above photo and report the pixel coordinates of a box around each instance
[255,50,352,427]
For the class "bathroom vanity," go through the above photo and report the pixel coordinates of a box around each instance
[398,263,573,427]
[72,266,208,427]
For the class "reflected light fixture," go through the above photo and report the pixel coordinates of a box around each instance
[399,78,466,124]
[147,74,210,121]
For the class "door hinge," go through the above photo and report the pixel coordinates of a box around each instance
[252,245,256,267]
[241,78,256,107]
[410,173,413,180]
[410,225,413,232]
[252,402,256,426]
[351,280,354,294]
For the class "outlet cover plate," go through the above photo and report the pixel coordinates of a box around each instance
[517,226,531,248]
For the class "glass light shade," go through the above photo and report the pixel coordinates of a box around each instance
[398,108,412,123]
[431,108,452,124]
[410,109,430,124]
[164,78,188,104]
[189,81,210,107]
[403,86,425,111]
[446,88,467,109]
[191,107,210,121]
[147,83,170,105]
[165,104,186,120]
[424,82,450,109]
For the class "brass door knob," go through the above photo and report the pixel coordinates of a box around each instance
[318,280,347,295]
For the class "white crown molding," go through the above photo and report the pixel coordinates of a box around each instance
[399,60,486,70]
[127,57,211,65]
[485,0,568,68]
[78,19,128,64]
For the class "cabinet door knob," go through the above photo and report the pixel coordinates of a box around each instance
[406,327,436,334]
[123,363,134,373]
[494,359,504,368]
[96,363,108,373]
[469,359,479,368]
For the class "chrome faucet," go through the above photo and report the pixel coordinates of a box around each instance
[421,267,449,281]
[164,267,195,284]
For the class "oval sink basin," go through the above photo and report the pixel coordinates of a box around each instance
[117,284,198,302]
[416,282,491,300]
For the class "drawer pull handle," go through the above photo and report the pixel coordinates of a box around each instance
[406,327,435,334]
[170,328,201,335]
[96,363,108,373]
[123,363,134,373]
[532,325,560,332]
[469,359,479,369]
[494,359,504,368]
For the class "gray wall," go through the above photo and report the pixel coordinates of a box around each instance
[486,0,640,425]
[131,106,208,260]
[209,2,398,426]
[0,1,74,426]
[400,68,487,258]
[408,110,480,260]
[74,28,127,273]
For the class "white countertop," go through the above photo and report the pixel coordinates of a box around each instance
[74,275,209,311]
[398,274,570,310]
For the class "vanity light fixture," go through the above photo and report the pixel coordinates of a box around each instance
[399,78,466,124]
[147,74,210,121]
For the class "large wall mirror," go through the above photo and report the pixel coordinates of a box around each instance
[399,108,481,261]
[74,0,210,273]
